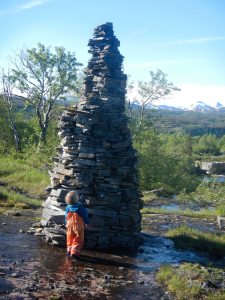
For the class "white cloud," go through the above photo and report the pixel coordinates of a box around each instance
[19,0,50,10]
[128,58,202,69]
[128,83,225,108]
[165,84,225,108]
[153,36,225,47]
[0,0,51,16]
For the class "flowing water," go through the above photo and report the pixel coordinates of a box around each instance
[1,209,223,299]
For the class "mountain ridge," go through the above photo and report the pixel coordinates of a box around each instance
[130,100,225,112]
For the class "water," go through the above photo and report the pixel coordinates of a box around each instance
[160,204,180,211]
[152,203,215,212]
[1,210,221,299]
[203,175,225,183]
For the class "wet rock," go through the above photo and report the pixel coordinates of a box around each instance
[27,228,35,234]
[84,267,94,272]
[138,280,145,284]
[217,216,225,229]
[3,210,21,217]
[138,248,144,253]
[32,221,41,228]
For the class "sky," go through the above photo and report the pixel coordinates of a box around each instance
[0,0,225,107]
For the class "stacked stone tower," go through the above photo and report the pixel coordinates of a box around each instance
[42,22,142,249]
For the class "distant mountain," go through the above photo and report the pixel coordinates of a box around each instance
[187,101,215,112]
[186,101,225,112]
[152,104,183,111]
[130,100,225,113]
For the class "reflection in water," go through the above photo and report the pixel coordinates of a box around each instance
[1,209,224,299]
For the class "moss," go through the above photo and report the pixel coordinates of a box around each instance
[156,263,225,300]
[166,225,225,258]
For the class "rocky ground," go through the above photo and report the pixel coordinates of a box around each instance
[0,209,224,300]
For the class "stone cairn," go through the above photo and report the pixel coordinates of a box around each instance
[41,22,143,249]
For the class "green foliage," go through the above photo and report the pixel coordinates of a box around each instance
[178,181,225,207]
[193,134,221,155]
[0,99,15,153]
[136,70,180,120]
[12,43,81,99]
[216,204,225,217]
[10,43,82,143]
[156,263,225,300]
[148,109,225,137]
[133,128,199,194]
[166,225,225,258]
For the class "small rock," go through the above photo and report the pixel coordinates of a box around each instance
[10,272,18,277]
[2,223,6,225]
[19,229,25,233]
[138,248,144,253]
[84,267,94,272]
[3,210,21,217]
[32,222,41,228]
[27,228,35,234]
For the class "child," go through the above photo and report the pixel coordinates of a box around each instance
[65,191,89,259]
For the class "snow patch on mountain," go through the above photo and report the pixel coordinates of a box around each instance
[129,100,225,112]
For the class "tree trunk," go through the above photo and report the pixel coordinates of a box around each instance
[11,123,21,152]
[37,104,52,146]
[7,109,21,152]
[36,108,47,145]
[140,104,145,124]
[39,125,47,144]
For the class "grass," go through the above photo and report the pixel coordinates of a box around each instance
[141,207,216,218]
[177,183,225,207]
[166,225,225,258]
[0,156,49,212]
[0,186,42,212]
[216,205,225,217]
[0,156,49,197]
[156,263,225,300]
[141,192,158,204]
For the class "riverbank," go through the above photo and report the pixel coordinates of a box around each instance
[1,208,225,299]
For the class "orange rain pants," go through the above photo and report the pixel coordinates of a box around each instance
[66,212,84,256]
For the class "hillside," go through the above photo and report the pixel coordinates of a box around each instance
[147,109,225,136]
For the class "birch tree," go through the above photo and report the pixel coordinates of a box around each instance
[0,69,21,151]
[138,69,180,121]
[11,43,82,144]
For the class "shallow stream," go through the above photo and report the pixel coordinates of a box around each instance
[1,209,223,299]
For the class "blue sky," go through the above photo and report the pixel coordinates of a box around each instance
[0,0,225,107]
